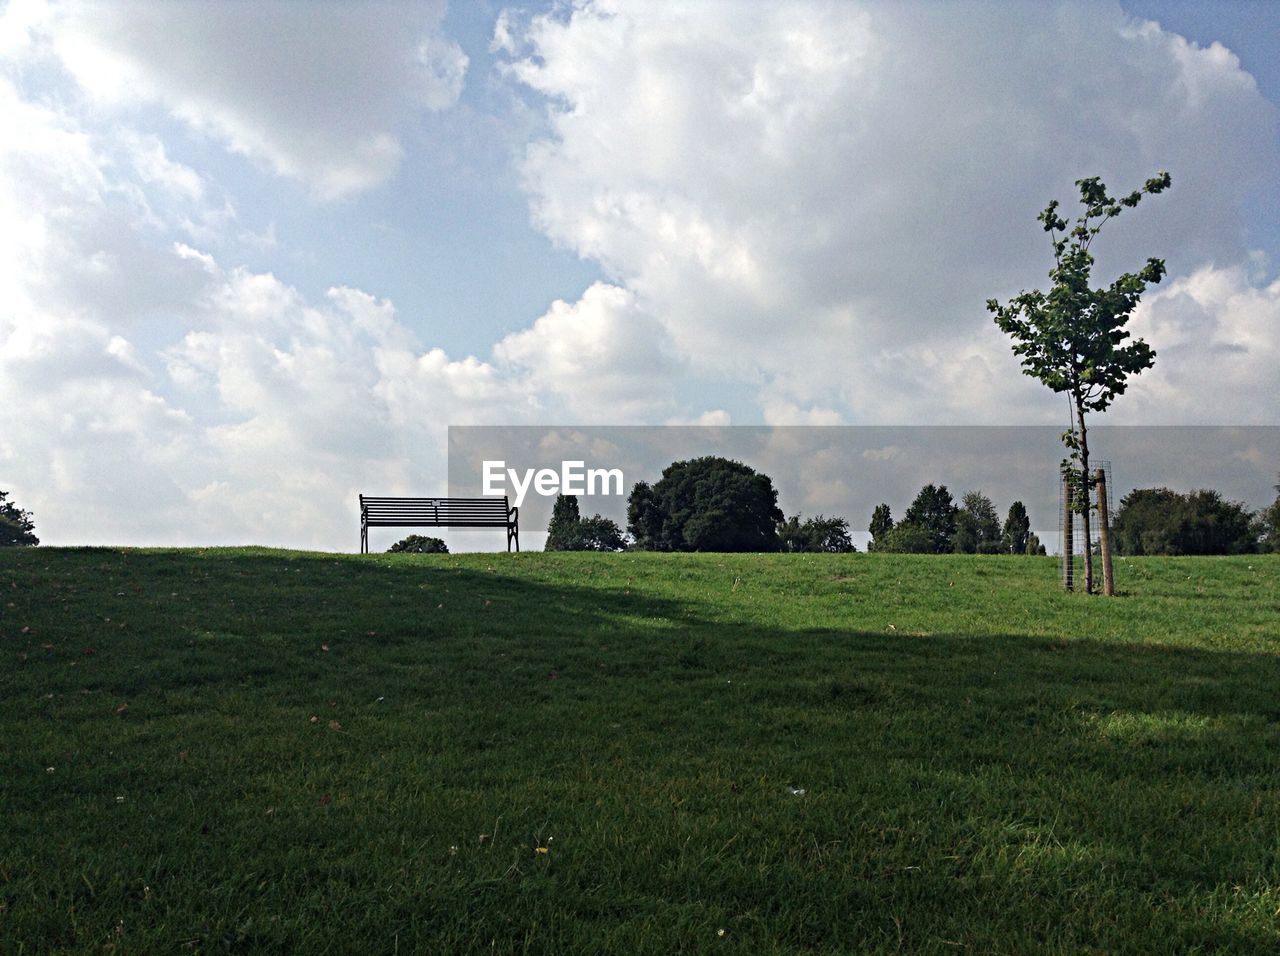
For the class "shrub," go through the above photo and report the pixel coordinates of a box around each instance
[871,521,936,554]
[387,535,449,554]
[778,514,856,553]
[0,491,38,547]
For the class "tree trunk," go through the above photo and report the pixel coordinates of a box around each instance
[1096,467,1114,596]
[1075,398,1094,595]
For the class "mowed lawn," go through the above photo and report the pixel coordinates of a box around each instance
[2,549,1279,954]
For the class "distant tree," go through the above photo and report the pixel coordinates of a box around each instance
[626,457,783,552]
[387,534,448,554]
[778,514,856,553]
[1002,501,1032,555]
[869,503,893,548]
[954,491,1002,554]
[0,491,38,547]
[545,494,582,550]
[626,481,663,549]
[1112,487,1256,556]
[546,493,626,551]
[902,484,958,554]
[988,171,1171,593]
[1025,532,1047,556]
[555,515,628,552]
[873,521,935,554]
[1258,475,1280,554]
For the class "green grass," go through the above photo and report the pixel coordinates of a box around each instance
[2,548,1279,954]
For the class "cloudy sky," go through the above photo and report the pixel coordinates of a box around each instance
[2,0,1277,549]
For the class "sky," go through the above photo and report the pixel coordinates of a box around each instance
[1,0,1277,550]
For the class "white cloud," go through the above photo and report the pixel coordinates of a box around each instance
[1120,261,1280,423]
[24,0,468,198]
[494,282,680,422]
[503,0,1280,423]
[0,75,544,547]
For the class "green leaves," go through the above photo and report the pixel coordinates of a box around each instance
[988,172,1170,413]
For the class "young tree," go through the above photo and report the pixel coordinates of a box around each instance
[868,503,893,549]
[1002,501,1031,555]
[0,491,38,547]
[988,171,1171,593]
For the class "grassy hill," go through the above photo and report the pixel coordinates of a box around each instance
[2,548,1279,953]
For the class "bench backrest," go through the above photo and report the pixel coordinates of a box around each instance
[360,496,512,527]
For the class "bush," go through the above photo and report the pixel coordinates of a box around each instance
[553,515,628,552]
[627,457,783,552]
[1112,487,1256,556]
[778,514,856,553]
[387,535,449,554]
[546,494,627,552]
[0,491,38,547]
[871,521,935,554]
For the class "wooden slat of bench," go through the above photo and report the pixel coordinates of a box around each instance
[361,496,513,526]
[365,517,509,526]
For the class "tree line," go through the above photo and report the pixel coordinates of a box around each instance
[6,469,1278,555]
[540,457,1280,557]
[545,456,1044,555]
[1111,485,1279,556]
[867,486,1046,555]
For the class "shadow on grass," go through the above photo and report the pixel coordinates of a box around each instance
[3,548,1279,952]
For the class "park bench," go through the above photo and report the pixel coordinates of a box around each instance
[359,495,519,553]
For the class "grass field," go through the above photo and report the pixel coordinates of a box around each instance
[2,548,1279,953]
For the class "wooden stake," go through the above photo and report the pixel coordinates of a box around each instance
[1062,475,1074,592]
[1096,468,1114,597]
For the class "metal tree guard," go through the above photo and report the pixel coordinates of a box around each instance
[1059,460,1112,592]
